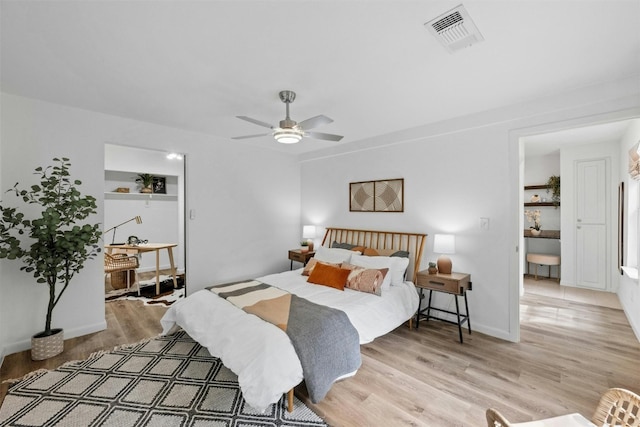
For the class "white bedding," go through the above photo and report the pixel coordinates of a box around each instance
[160,268,419,411]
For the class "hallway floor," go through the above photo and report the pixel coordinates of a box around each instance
[523,276,622,310]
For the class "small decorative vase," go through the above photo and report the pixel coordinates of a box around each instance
[141,186,152,193]
[530,194,541,203]
[531,229,542,236]
[31,328,64,361]
[300,246,309,253]
[428,267,438,274]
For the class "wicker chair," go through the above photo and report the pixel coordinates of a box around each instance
[486,388,640,426]
[592,388,640,426]
[104,252,140,295]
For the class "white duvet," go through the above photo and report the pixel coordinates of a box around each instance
[160,268,419,411]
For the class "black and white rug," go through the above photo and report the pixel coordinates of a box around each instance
[106,275,185,307]
[0,331,327,426]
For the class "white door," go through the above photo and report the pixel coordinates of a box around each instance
[575,158,607,290]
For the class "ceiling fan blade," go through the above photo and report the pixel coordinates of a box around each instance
[298,115,333,130]
[305,131,343,142]
[237,116,274,129]
[231,133,270,140]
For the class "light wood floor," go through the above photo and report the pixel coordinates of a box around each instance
[2,283,638,426]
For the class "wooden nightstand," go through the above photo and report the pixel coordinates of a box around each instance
[415,270,472,343]
[288,249,315,270]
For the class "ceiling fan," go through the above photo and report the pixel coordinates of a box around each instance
[232,90,343,144]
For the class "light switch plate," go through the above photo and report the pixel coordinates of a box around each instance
[480,217,489,230]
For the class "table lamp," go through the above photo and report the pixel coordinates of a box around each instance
[302,225,316,251]
[105,215,143,244]
[433,234,455,274]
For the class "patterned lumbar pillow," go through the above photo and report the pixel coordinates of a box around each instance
[341,263,388,296]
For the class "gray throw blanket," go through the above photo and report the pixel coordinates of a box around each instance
[208,281,361,403]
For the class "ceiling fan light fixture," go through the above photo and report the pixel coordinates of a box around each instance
[273,128,303,144]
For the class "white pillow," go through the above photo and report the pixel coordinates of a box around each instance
[349,254,409,288]
[314,246,359,264]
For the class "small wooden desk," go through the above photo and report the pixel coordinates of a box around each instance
[415,271,472,343]
[106,243,178,295]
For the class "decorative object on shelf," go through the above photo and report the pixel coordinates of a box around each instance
[152,176,166,194]
[530,194,540,203]
[302,225,316,251]
[115,187,130,193]
[0,158,102,360]
[105,215,143,245]
[525,209,542,235]
[433,234,455,274]
[546,175,560,207]
[300,240,310,253]
[135,173,154,193]
[349,178,404,212]
[427,262,438,274]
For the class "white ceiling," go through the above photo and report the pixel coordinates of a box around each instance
[2,0,639,156]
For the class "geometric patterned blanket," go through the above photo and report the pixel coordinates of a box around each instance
[0,330,328,426]
[208,280,361,404]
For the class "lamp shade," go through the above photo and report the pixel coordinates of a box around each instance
[433,234,455,254]
[302,225,316,239]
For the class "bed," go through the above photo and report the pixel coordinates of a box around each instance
[160,227,427,412]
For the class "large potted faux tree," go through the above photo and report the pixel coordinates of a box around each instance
[0,157,102,360]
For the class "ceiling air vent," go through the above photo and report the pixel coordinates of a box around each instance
[425,4,484,53]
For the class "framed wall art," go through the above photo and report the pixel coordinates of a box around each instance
[152,176,166,194]
[350,178,403,212]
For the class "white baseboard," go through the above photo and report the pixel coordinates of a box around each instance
[1,320,107,358]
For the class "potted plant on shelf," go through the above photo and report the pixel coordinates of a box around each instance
[546,175,560,207]
[525,209,542,236]
[427,262,438,274]
[0,158,102,360]
[135,173,154,193]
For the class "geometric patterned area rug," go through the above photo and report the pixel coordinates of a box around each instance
[0,330,327,427]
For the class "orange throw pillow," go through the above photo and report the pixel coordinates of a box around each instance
[307,262,350,291]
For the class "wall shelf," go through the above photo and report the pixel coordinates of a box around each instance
[524,184,559,207]
[524,202,558,207]
[104,192,177,200]
[524,229,560,239]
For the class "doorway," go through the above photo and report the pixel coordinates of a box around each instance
[510,115,639,342]
[103,144,186,302]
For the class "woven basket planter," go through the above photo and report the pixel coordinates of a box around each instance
[31,328,64,361]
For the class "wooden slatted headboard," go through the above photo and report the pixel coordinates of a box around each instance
[321,227,427,283]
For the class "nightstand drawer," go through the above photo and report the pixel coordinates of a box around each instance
[288,250,308,263]
[419,277,460,293]
[416,272,470,295]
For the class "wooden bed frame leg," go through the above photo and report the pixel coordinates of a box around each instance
[287,389,294,412]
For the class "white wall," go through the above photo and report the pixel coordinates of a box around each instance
[301,76,640,342]
[0,93,301,358]
[618,119,640,339]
